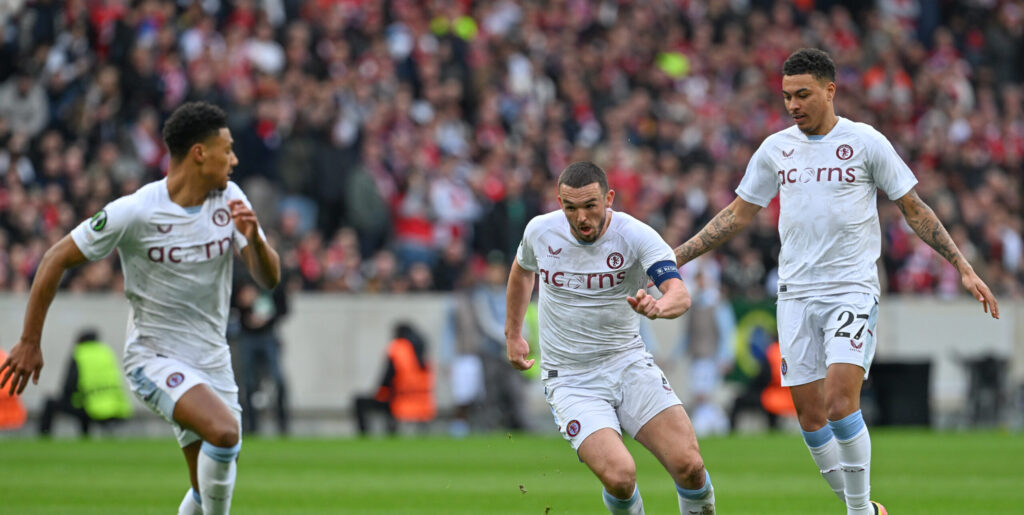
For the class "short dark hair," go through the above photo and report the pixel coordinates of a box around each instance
[558,162,608,193]
[162,102,228,160]
[782,48,836,83]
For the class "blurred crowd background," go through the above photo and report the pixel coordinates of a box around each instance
[0,0,1021,302]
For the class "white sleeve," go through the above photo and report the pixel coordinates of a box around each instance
[634,221,676,271]
[735,140,780,207]
[865,130,918,200]
[515,218,540,272]
[70,196,138,261]
[226,182,266,250]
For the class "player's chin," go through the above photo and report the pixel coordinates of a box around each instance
[576,227,596,241]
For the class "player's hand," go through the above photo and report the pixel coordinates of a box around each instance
[962,270,999,319]
[229,199,260,242]
[627,288,661,320]
[506,336,535,371]
[0,340,44,396]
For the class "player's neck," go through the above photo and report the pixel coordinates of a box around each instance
[806,114,840,136]
[166,167,210,208]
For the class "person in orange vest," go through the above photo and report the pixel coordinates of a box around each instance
[0,347,27,430]
[354,322,435,435]
[761,341,797,420]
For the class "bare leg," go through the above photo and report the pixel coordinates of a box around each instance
[634,405,714,514]
[173,384,241,515]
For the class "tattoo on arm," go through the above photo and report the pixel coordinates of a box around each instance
[674,207,741,265]
[896,192,966,272]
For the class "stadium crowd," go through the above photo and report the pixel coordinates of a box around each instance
[0,0,1020,301]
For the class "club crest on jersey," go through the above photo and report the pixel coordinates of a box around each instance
[156,223,173,234]
[89,210,107,231]
[212,208,231,227]
[566,419,581,437]
[607,252,624,269]
[781,358,788,376]
[548,246,562,257]
[836,144,854,160]
[166,372,185,388]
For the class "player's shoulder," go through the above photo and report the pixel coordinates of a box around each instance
[109,179,165,214]
[609,211,661,242]
[610,210,645,230]
[223,180,245,198]
[837,117,890,146]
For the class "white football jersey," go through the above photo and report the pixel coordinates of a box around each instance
[736,117,918,299]
[516,210,676,370]
[71,179,260,372]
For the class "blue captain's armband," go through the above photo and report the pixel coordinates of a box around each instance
[647,260,681,288]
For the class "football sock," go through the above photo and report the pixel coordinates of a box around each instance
[177,487,202,515]
[198,440,241,514]
[602,485,644,514]
[829,410,872,515]
[676,469,715,514]
[802,425,846,502]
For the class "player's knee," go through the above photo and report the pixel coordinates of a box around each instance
[601,464,637,498]
[825,400,857,422]
[206,423,240,448]
[670,459,706,488]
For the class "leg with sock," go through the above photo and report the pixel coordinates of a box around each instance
[198,440,241,514]
[676,469,715,515]
[829,410,872,515]
[177,487,203,515]
[603,485,645,515]
[578,429,644,515]
[801,425,846,503]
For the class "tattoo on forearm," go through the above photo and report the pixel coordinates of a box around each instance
[897,194,964,271]
[675,207,740,265]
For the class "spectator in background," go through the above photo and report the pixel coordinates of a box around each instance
[353,322,435,436]
[0,68,49,138]
[679,258,736,437]
[0,0,1019,301]
[232,274,291,435]
[444,283,486,437]
[38,329,133,436]
[472,250,526,431]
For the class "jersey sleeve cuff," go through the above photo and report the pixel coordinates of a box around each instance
[735,188,771,208]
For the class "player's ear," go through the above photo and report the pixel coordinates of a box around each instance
[605,188,615,207]
[190,142,205,163]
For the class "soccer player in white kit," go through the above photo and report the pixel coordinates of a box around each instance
[506,162,716,515]
[671,49,1000,515]
[0,102,280,515]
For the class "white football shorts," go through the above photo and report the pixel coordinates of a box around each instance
[543,349,682,451]
[125,352,242,447]
[777,292,879,387]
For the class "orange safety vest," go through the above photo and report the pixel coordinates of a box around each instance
[760,342,797,417]
[0,348,27,429]
[387,338,436,422]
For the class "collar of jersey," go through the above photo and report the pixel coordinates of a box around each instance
[161,178,207,216]
[798,116,844,141]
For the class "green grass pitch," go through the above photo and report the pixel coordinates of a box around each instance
[1,430,1021,514]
